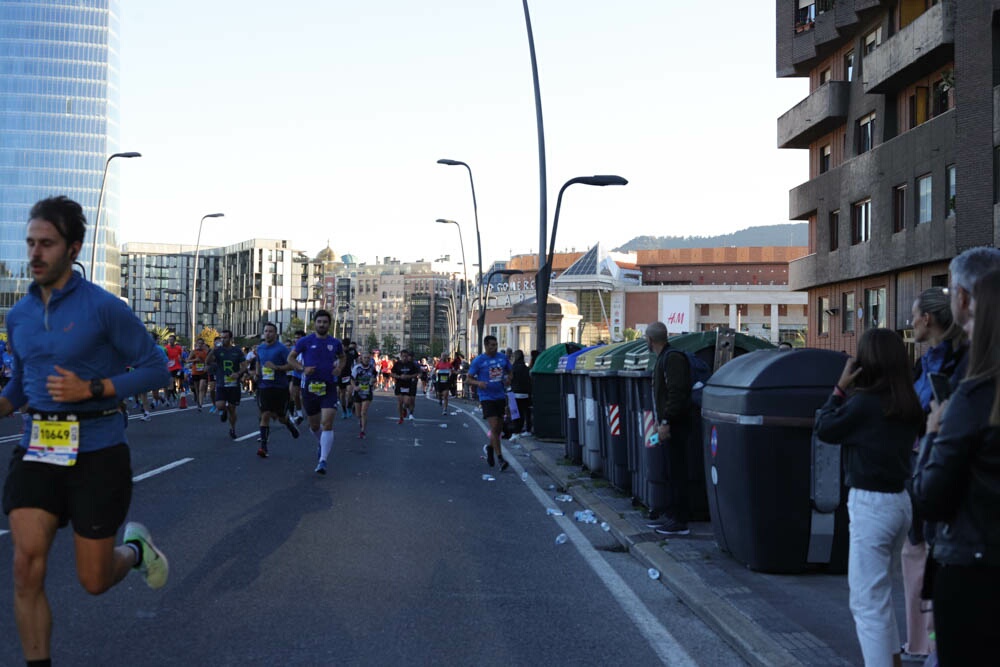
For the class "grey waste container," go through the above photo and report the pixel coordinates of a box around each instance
[557,345,601,464]
[620,347,654,506]
[572,346,606,472]
[591,340,647,494]
[701,348,850,573]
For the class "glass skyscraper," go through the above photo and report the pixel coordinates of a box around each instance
[0,0,121,323]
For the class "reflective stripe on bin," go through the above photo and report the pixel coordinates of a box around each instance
[642,410,656,447]
[701,409,815,428]
[607,404,620,435]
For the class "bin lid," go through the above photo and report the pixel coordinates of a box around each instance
[592,340,647,373]
[530,343,583,374]
[572,344,609,373]
[706,347,847,390]
[556,344,603,373]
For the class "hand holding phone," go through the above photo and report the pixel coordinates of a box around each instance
[929,372,952,404]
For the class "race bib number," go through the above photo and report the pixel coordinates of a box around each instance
[262,367,275,381]
[224,373,239,388]
[358,382,371,392]
[437,371,450,382]
[308,381,327,396]
[194,363,205,373]
[489,366,504,381]
[399,387,410,394]
[341,376,351,385]
[25,419,80,467]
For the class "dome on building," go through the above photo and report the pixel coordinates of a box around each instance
[315,242,336,262]
[341,254,360,265]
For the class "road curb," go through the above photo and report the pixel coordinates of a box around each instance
[520,438,805,667]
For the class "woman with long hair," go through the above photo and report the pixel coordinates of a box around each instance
[815,328,924,667]
[913,269,1000,666]
[902,287,967,659]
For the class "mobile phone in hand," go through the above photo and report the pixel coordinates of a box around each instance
[929,372,952,403]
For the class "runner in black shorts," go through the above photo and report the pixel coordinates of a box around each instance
[392,349,421,423]
[253,322,299,457]
[206,329,247,439]
[350,349,378,438]
[434,354,454,415]
[338,338,358,419]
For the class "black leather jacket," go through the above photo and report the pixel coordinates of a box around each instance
[913,376,1000,566]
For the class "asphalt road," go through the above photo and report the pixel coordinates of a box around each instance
[0,392,746,666]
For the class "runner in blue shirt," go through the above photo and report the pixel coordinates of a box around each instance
[467,335,513,471]
[0,197,172,664]
[253,322,299,458]
[288,310,345,474]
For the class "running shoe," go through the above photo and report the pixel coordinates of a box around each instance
[654,518,690,536]
[287,422,300,439]
[398,418,404,424]
[123,522,169,589]
[498,456,509,472]
[358,430,364,439]
[257,446,268,458]
[140,412,151,422]
[229,428,236,440]
[208,405,217,414]
[483,444,495,467]
[294,414,304,425]
[315,460,327,475]
[407,414,415,421]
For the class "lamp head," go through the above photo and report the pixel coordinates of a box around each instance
[581,175,628,187]
[437,159,463,166]
[113,151,142,159]
[435,218,456,225]
[204,213,225,219]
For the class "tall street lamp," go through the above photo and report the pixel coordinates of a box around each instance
[90,151,141,284]
[436,218,471,360]
[535,175,627,352]
[436,158,485,352]
[479,268,525,351]
[191,213,225,346]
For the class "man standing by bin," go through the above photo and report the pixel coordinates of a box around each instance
[646,321,692,536]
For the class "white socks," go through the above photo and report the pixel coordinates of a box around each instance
[319,429,334,462]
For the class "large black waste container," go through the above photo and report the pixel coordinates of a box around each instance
[556,346,601,463]
[701,348,849,573]
[620,347,654,506]
[591,340,647,494]
[530,344,581,440]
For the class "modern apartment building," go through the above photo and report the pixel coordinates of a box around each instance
[0,0,124,317]
[777,0,999,352]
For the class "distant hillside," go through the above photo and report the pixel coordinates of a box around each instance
[614,224,807,252]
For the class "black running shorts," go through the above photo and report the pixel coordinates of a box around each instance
[258,386,289,414]
[480,398,507,420]
[3,444,132,540]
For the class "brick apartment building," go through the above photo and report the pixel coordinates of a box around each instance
[777,0,999,353]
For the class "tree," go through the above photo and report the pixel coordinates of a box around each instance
[381,333,399,357]
[622,328,640,341]
[196,326,221,346]
[285,317,305,343]
[365,332,380,354]
[148,325,173,345]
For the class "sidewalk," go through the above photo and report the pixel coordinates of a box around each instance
[506,430,907,667]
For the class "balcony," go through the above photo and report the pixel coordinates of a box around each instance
[778,81,850,148]
[863,1,954,94]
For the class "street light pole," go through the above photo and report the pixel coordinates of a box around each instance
[436,158,485,354]
[90,151,141,285]
[191,213,225,347]
[479,268,525,353]
[436,219,471,360]
[535,175,628,351]
[521,0,549,355]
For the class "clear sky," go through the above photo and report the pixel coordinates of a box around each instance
[118,1,808,269]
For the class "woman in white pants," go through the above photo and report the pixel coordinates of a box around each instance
[815,329,924,667]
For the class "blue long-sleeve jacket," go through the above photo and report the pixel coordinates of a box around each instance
[2,272,170,453]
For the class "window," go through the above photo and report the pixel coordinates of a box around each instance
[917,173,932,224]
[818,296,831,336]
[909,87,929,128]
[932,80,950,116]
[845,51,855,82]
[893,184,907,232]
[820,68,832,85]
[819,144,831,174]
[829,209,840,251]
[842,292,856,333]
[796,0,816,27]
[851,199,871,244]
[864,287,887,329]
[863,27,882,55]
[857,112,875,154]
[945,164,956,217]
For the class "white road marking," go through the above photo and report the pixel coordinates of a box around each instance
[469,414,697,667]
[413,439,422,447]
[235,431,261,442]
[0,530,8,537]
[133,457,195,482]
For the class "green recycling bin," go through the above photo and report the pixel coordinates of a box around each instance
[591,340,648,494]
[572,345,607,472]
[529,343,581,440]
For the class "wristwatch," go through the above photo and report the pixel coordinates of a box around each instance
[89,378,105,399]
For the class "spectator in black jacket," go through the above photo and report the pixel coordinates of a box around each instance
[815,328,924,667]
[510,350,532,434]
[646,321,692,536]
[913,268,1000,667]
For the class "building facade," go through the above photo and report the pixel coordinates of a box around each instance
[777,0,999,353]
[0,0,123,318]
